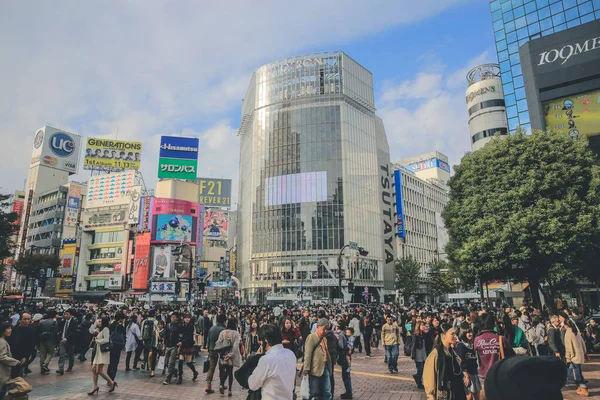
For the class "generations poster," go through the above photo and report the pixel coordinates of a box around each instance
[544,89,600,138]
[132,232,151,290]
[83,137,142,171]
[203,209,229,242]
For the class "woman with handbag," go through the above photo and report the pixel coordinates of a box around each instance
[216,318,242,396]
[0,322,22,400]
[125,315,141,371]
[423,323,467,400]
[88,317,117,395]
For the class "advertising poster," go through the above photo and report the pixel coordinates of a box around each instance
[30,126,82,175]
[203,209,229,242]
[157,136,199,181]
[154,214,195,243]
[86,171,136,209]
[394,170,405,239]
[83,137,142,171]
[81,206,128,230]
[60,243,76,275]
[173,245,194,279]
[544,89,600,138]
[198,178,232,207]
[138,196,152,232]
[132,232,151,290]
[65,183,82,227]
[151,245,172,279]
[196,203,203,257]
[11,199,24,227]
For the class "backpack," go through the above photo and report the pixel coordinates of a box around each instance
[110,326,125,346]
[525,327,538,344]
[142,319,155,344]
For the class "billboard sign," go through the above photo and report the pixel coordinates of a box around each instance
[60,242,76,276]
[203,209,229,242]
[30,126,82,175]
[86,171,136,209]
[404,158,450,173]
[83,137,142,171]
[198,178,232,207]
[65,183,83,228]
[11,198,24,227]
[151,245,172,279]
[158,136,199,181]
[394,170,405,239]
[138,196,152,232]
[158,158,197,180]
[132,232,151,290]
[81,206,128,230]
[543,89,600,138]
[154,214,195,243]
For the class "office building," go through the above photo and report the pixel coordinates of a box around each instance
[489,0,600,133]
[466,64,509,151]
[395,151,451,185]
[519,18,600,155]
[237,51,396,304]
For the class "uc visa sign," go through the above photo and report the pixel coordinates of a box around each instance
[30,126,82,175]
[157,136,199,181]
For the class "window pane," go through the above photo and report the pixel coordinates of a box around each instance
[507,105,518,118]
[505,93,517,106]
[499,50,509,62]
[538,6,551,18]
[567,18,581,27]
[497,39,508,51]
[517,26,529,39]
[550,2,564,13]
[519,111,530,124]
[529,22,541,34]
[515,87,527,100]
[491,0,501,11]
[580,12,594,22]
[514,6,526,17]
[505,20,517,32]
[517,98,528,112]
[565,6,580,19]
[513,75,524,88]
[525,1,538,13]
[515,16,528,28]
[579,1,593,14]
[493,9,503,21]
[564,0,578,9]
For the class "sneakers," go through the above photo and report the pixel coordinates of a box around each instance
[56,370,64,375]
[576,387,589,397]
[163,375,172,385]
[340,393,353,399]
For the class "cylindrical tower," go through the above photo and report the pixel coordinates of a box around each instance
[237,51,392,305]
[466,64,508,151]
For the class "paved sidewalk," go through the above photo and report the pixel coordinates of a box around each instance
[23,347,600,399]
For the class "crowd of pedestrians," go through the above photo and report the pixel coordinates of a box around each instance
[0,300,596,399]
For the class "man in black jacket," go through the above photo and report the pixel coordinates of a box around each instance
[163,312,181,385]
[57,309,79,374]
[199,309,212,350]
[9,313,36,378]
[548,314,565,360]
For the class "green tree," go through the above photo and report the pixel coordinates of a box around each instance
[443,129,600,309]
[428,259,455,300]
[0,193,18,275]
[395,256,421,302]
[14,253,60,295]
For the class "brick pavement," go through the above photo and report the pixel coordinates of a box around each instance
[23,346,600,399]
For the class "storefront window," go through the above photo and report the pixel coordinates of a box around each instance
[90,247,123,260]
[92,231,124,244]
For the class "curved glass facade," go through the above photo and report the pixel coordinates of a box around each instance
[238,51,393,304]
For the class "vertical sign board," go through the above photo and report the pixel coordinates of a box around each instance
[394,170,406,239]
[132,232,151,290]
[158,136,199,181]
[65,183,82,227]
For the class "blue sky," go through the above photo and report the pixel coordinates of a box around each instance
[0,0,496,203]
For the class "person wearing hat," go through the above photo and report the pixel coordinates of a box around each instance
[484,356,566,400]
[303,318,333,400]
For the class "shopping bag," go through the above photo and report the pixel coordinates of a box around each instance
[6,377,33,395]
[157,356,165,371]
[300,375,310,400]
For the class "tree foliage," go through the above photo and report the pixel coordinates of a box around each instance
[13,254,60,279]
[0,193,18,260]
[428,259,455,299]
[442,129,600,308]
[395,256,421,301]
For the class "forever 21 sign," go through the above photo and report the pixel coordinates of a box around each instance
[537,35,600,66]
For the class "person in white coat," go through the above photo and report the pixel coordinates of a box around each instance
[88,317,117,395]
[125,316,141,371]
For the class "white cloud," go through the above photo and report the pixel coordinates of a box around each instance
[0,0,474,200]
[378,51,494,167]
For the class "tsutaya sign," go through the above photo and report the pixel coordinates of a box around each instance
[537,35,600,66]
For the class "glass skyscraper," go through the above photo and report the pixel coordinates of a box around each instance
[237,51,393,304]
[490,0,600,133]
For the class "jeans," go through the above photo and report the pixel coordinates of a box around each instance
[39,341,55,370]
[309,364,332,400]
[568,363,587,388]
[414,361,424,387]
[338,356,352,395]
[164,347,179,376]
[58,341,75,371]
[385,344,399,372]
[108,344,124,380]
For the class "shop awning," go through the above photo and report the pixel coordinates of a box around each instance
[71,291,111,300]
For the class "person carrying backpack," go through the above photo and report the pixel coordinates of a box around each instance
[142,310,159,377]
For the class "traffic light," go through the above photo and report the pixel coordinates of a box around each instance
[358,247,369,257]
[348,282,354,293]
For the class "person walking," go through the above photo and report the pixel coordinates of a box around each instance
[9,313,35,378]
[548,315,565,360]
[200,309,213,350]
[530,316,547,356]
[141,310,159,377]
[348,314,362,353]
[410,321,427,390]
[564,319,589,397]
[38,310,58,374]
[423,323,467,400]
[125,315,141,371]
[162,312,181,384]
[176,313,199,384]
[205,314,226,394]
[336,320,353,399]
[77,314,93,362]
[88,317,117,395]
[244,319,260,359]
[455,328,481,400]
[381,314,401,374]
[248,324,297,400]
[303,318,333,400]
[216,318,242,396]
[363,315,374,357]
[0,322,22,400]
[107,313,126,382]
[57,309,79,375]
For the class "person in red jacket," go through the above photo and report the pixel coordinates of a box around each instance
[279,317,301,355]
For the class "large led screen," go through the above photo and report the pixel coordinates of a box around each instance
[153,214,196,243]
[264,171,327,206]
[544,89,600,138]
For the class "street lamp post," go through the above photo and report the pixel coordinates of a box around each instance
[337,244,350,302]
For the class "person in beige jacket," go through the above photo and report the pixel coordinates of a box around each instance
[0,322,21,399]
[564,319,588,397]
[303,318,333,400]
